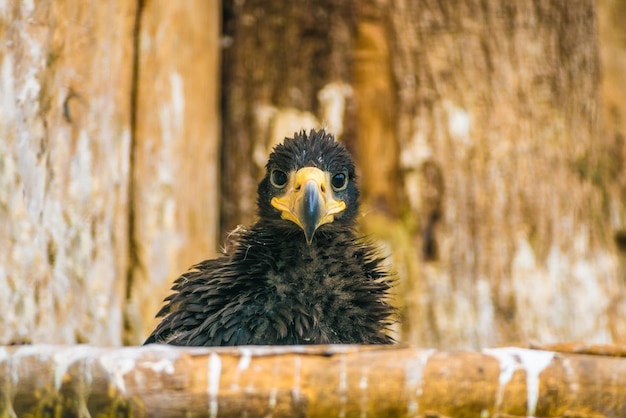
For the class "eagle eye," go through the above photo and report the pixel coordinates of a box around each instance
[270,169,288,188]
[331,171,348,192]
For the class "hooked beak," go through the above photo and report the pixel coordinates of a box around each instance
[270,167,346,244]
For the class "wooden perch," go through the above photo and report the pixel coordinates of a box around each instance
[0,344,625,417]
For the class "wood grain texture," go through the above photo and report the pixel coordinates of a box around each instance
[1,344,626,417]
[129,0,221,344]
[2,0,626,354]
[0,1,136,345]
[220,0,626,349]
[597,0,626,341]
[388,0,624,348]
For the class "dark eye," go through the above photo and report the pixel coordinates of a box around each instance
[331,171,348,191]
[270,169,288,188]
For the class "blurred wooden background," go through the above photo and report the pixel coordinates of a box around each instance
[1,0,625,348]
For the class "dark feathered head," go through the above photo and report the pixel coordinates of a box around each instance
[257,129,359,243]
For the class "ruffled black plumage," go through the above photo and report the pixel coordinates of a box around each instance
[145,129,394,346]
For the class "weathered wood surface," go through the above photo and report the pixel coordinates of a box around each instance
[2,0,626,352]
[386,0,623,348]
[0,0,136,345]
[0,344,625,418]
[0,0,221,346]
[598,0,626,332]
[127,0,221,344]
[221,0,626,349]
[220,0,357,235]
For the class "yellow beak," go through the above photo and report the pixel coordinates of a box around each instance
[270,167,347,244]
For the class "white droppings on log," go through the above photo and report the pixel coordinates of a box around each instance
[292,355,302,403]
[482,347,518,411]
[99,349,137,394]
[517,349,555,416]
[238,347,252,371]
[268,386,278,412]
[1,345,626,415]
[13,344,44,359]
[404,348,435,415]
[233,344,330,357]
[483,347,555,416]
[139,346,186,377]
[145,357,175,374]
[231,347,252,390]
[52,345,98,390]
[561,356,580,393]
[208,352,221,418]
[359,369,368,418]
[338,353,348,418]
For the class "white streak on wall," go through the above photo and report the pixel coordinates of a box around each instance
[512,230,616,343]
[170,72,185,133]
[253,104,319,169]
[20,0,34,14]
[444,101,471,145]
[401,130,432,169]
[318,82,352,139]
[0,54,15,125]
[69,131,93,202]
[476,278,496,344]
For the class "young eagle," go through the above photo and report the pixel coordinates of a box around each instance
[145,129,394,346]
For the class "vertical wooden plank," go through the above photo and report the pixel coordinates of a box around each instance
[353,14,399,217]
[389,0,622,347]
[0,1,135,344]
[129,0,221,343]
[597,0,626,341]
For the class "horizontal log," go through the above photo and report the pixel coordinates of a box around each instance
[0,344,625,417]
